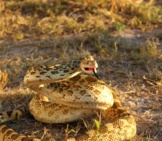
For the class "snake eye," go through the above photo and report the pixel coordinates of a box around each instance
[80,56,98,74]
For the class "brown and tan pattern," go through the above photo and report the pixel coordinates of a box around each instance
[0,108,27,123]
[0,55,136,141]
[0,124,41,141]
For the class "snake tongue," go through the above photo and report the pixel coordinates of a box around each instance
[93,69,100,80]
[84,68,99,79]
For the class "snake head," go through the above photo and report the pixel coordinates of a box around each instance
[80,55,98,74]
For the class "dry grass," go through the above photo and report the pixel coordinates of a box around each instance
[0,0,162,141]
[0,0,161,40]
[0,70,8,91]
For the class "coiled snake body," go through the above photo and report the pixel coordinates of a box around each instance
[0,55,136,141]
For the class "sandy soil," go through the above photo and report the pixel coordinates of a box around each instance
[0,28,162,141]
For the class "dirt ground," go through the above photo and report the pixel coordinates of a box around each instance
[0,27,161,141]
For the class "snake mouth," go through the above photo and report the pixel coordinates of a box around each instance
[84,68,100,79]
[84,68,97,73]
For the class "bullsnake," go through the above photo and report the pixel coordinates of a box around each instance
[0,55,136,141]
